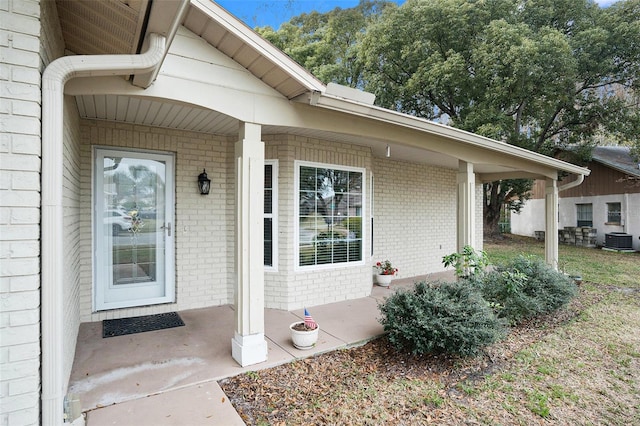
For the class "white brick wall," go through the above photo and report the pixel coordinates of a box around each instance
[62,93,83,387]
[262,135,471,309]
[373,158,458,278]
[263,135,374,310]
[78,121,236,321]
[76,124,480,315]
[0,0,47,424]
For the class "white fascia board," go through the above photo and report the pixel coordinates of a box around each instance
[190,0,325,94]
[68,74,587,180]
[133,0,191,88]
[325,82,375,105]
[314,93,591,177]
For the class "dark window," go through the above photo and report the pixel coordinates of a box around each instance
[264,163,275,267]
[576,203,592,227]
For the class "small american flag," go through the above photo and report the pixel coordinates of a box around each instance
[304,308,318,330]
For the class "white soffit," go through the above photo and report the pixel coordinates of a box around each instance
[75,94,239,135]
[56,0,149,55]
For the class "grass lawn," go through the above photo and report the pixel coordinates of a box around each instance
[487,234,640,289]
[221,236,640,425]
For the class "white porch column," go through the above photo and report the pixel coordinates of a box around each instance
[457,161,476,252]
[231,122,268,367]
[544,178,559,270]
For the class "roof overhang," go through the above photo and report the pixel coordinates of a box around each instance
[56,0,590,182]
[184,0,325,99]
[303,92,590,180]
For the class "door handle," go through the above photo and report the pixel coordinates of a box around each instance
[161,223,172,236]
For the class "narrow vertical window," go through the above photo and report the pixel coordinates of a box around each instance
[370,172,374,257]
[264,161,277,269]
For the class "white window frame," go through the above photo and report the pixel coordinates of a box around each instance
[606,202,621,225]
[264,160,278,271]
[92,146,176,311]
[294,160,366,271]
[370,171,374,258]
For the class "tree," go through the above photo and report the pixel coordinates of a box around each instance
[359,0,640,235]
[299,167,362,229]
[256,0,393,86]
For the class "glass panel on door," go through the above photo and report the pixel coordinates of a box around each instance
[94,149,175,310]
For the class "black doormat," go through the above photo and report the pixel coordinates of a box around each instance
[103,312,184,338]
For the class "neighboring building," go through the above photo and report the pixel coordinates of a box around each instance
[0,0,589,424]
[512,146,640,251]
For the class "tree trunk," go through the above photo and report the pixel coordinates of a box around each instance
[484,206,502,237]
[483,182,503,237]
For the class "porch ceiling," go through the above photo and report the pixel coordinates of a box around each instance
[74,93,476,169]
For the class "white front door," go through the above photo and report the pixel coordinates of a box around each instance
[94,148,175,311]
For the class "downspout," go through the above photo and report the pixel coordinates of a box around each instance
[41,33,166,425]
[623,193,629,234]
[557,174,585,231]
[558,173,584,193]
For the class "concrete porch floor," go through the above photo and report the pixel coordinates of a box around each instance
[69,272,454,425]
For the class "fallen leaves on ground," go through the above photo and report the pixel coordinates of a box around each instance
[220,287,638,425]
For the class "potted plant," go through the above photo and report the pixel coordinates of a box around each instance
[374,260,398,287]
[290,308,319,350]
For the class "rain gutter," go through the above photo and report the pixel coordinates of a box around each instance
[558,174,585,192]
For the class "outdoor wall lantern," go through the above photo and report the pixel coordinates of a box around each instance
[197,169,211,195]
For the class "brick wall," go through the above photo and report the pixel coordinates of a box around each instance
[78,120,236,322]
[372,158,458,278]
[76,124,479,315]
[0,0,46,424]
[263,135,374,310]
[62,93,82,387]
[263,135,466,309]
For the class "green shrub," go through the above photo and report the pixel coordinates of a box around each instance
[378,281,506,357]
[477,255,578,324]
[442,245,489,279]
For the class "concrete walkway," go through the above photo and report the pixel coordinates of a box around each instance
[72,272,453,425]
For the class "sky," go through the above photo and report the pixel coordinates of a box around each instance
[216,0,404,28]
[216,0,620,29]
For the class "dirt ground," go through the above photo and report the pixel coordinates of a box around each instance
[220,282,639,425]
